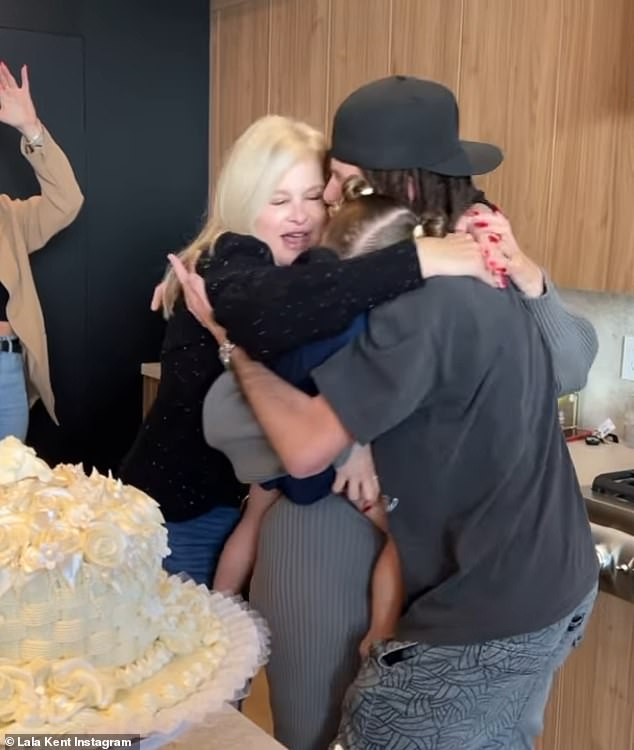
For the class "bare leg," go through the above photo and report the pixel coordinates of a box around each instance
[358,502,404,659]
[212,484,279,593]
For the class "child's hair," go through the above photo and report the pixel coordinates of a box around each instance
[322,176,448,258]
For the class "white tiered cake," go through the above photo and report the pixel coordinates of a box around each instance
[0,437,267,740]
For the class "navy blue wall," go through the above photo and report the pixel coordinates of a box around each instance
[0,0,210,470]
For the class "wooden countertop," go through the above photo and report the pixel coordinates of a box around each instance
[568,441,634,485]
[142,362,161,380]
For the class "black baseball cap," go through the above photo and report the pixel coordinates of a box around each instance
[330,76,503,176]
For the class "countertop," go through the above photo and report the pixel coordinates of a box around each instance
[142,705,284,749]
[567,441,634,485]
[141,362,161,380]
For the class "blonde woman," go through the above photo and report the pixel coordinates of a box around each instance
[120,114,419,586]
[0,62,83,440]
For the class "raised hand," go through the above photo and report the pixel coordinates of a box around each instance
[0,63,40,137]
[150,280,167,312]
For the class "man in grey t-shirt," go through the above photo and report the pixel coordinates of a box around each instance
[216,277,597,749]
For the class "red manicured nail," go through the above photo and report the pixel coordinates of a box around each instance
[474,221,489,228]
[488,234,500,243]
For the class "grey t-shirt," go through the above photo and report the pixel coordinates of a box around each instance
[313,277,598,645]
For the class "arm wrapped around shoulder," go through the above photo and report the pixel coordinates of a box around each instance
[202,371,286,484]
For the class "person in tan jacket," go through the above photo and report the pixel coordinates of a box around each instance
[0,61,84,440]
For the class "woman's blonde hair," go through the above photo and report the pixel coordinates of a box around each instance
[323,175,446,258]
[162,115,326,316]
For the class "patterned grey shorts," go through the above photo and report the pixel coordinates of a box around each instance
[330,586,597,750]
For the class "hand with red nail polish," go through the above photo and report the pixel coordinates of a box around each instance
[466,211,545,298]
[414,231,504,289]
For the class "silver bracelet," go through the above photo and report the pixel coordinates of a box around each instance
[218,339,236,369]
[24,125,44,149]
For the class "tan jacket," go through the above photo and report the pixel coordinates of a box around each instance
[0,128,84,424]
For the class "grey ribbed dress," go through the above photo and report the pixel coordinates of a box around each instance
[250,496,382,750]
[204,375,383,750]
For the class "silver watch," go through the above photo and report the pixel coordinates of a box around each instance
[218,340,236,369]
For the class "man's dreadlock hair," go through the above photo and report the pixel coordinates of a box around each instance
[362,167,484,233]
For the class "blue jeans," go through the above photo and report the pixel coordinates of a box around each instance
[332,585,598,750]
[163,505,241,587]
[0,338,28,441]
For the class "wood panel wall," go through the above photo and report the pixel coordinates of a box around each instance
[210,0,634,292]
[535,591,634,750]
[209,7,634,750]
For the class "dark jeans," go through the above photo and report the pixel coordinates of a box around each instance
[163,505,240,587]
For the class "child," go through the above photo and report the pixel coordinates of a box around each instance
[212,176,432,657]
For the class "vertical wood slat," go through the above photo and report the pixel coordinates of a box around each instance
[535,592,634,750]
[458,0,563,268]
[268,0,330,130]
[390,0,463,95]
[210,9,220,195]
[326,0,392,138]
[546,0,633,291]
[211,0,271,186]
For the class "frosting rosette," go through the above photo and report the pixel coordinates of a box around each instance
[47,659,116,710]
[82,522,128,569]
[0,662,34,723]
[0,436,53,486]
[0,515,31,568]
